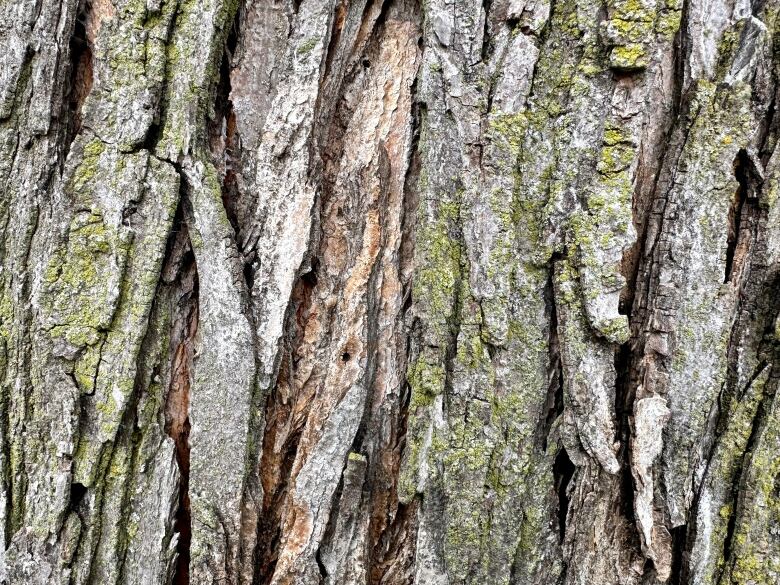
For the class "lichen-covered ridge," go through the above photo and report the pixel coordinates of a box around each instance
[2,0,780,584]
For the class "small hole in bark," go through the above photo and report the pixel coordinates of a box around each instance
[362,58,371,68]
[341,352,351,363]
[302,260,319,287]
[122,202,138,226]
[70,482,87,507]
[243,262,255,291]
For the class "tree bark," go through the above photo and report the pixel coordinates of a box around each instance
[2,0,780,583]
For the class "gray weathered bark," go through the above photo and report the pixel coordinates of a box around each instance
[2,0,780,583]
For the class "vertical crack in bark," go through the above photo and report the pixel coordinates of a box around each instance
[163,200,198,585]
[369,501,418,585]
[614,342,636,525]
[553,447,575,544]
[725,149,750,283]
[253,260,319,585]
[66,0,94,152]
[209,12,242,240]
[480,0,493,62]
[540,266,564,451]
[667,525,687,585]
[208,4,257,300]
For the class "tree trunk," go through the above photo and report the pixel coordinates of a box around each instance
[2,0,780,583]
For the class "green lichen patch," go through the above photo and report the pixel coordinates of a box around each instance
[43,211,130,348]
[297,37,319,55]
[600,0,682,71]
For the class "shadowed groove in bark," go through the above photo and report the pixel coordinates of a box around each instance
[725,149,750,283]
[162,200,198,585]
[614,341,636,524]
[7,0,780,583]
[553,448,575,544]
[540,266,564,451]
[667,525,687,585]
[69,482,87,509]
[252,254,319,585]
[67,0,93,146]
[209,8,243,245]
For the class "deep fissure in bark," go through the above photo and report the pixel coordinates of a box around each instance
[667,525,688,585]
[541,268,564,451]
[367,76,423,584]
[253,259,319,585]
[67,0,94,147]
[614,342,636,524]
[553,448,575,543]
[163,201,198,585]
[725,149,750,282]
[209,12,243,244]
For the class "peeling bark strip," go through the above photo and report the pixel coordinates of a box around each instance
[4,0,780,584]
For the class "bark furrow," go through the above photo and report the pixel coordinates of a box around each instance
[2,0,780,584]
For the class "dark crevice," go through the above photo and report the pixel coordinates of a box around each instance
[316,471,346,582]
[209,15,243,238]
[668,525,688,585]
[253,422,305,585]
[675,0,692,96]
[369,501,419,585]
[366,68,422,585]
[243,261,255,291]
[725,149,750,283]
[442,212,465,418]
[757,94,776,166]
[480,0,493,62]
[66,0,94,151]
[162,196,198,585]
[720,505,738,575]
[540,267,564,451]
[614,342,635,524]
[207,2,254,298]
[141,121,162,153]
[319,0,349,103]
[69,482,87,508]
[553,448,575,544]
[315,547,328,580]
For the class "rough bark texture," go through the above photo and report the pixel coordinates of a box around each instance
[2,0,780,583]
